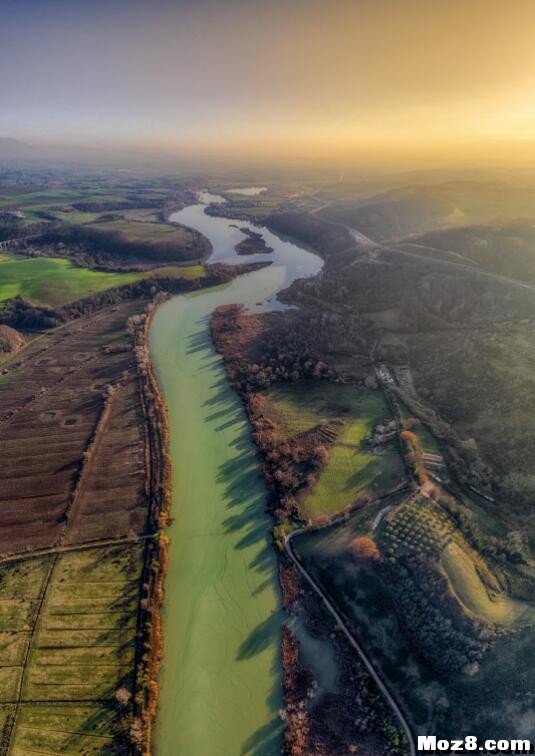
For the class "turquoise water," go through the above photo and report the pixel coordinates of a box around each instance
[151,196,321,755]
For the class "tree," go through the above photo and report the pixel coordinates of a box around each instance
[115,686,132,707]
[350,536,380,561]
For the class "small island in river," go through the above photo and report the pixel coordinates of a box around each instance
[234,227,274,255]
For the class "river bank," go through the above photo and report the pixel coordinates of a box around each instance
[147,192,321,754]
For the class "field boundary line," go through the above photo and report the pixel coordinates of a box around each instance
[2,554,59,753]
[0,533,154,567]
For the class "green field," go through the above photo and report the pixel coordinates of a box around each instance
[53,210,104,224]
[398,401,441,454]
[264,382,405,517]
[86,218,192,245]
[441,542,535,625]
[10,705,120,756]
[0,545,142,753]
[0,253,205,307]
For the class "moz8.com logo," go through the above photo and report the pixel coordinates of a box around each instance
[418,736,534,754]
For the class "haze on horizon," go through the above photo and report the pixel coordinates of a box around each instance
[2,0,535,167]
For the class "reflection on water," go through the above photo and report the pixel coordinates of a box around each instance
[170,190,322,299]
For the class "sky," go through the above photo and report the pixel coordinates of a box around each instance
[2,0,535,165]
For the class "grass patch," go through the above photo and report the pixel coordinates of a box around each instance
[398,401,441,454]
[265,382,405,517]
[23,544,142,702]
[441,542,535,626]
[0,558,51,599]
[0,601,35,632]
[0,634,28,666]
[0,253,205,307]
[11,704,119,754]
[0,667,23,699]
[86,218,191,245]
[53,210,104,225]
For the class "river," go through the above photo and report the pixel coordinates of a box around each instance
[149,192,321,755]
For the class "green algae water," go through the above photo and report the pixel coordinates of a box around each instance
[150,194,321,755]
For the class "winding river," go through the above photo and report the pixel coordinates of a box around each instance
[149,192,321,755]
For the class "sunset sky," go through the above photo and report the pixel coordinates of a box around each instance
[2,0,535,163]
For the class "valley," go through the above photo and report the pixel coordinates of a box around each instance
[1,168,535,754]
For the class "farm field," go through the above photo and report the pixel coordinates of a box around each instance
[0,300,150,554]
[52,210,105,225]
[0,253,205,308]
[263,382,405,517]
[0,254,142,307]
[0,544,142,753]
[0,189,141,227]
[201,185,289,220]
[85,218,192,246]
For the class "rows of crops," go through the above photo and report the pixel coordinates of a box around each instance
[0,544,142,753]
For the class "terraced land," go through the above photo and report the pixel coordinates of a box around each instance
[264,382,405,517]
[0,544,142,754]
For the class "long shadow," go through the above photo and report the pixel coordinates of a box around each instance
[240,717,283,756]
[346,458,377,489]
[230,435,252,451]
[248,544,274,574]
[213,430,276,578]
[204,405,238,423]
[185,316,213,355]
[237,610,282,660]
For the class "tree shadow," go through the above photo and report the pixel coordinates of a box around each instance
[237,610,282,660]
[240,717,283,756]
[186,315,213,355]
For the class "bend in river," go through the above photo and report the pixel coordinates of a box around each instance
[150,193,321,755]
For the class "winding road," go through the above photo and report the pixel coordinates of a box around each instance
[285,529,417,756]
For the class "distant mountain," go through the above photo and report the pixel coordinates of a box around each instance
[0,137,33,158]
[399,219,535,285]
[319,179,535,242]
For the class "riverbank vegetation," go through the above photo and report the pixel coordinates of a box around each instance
[210,301,412,752]
[0,243,265,752]
[262,383,405,518]
[210,179,535,750]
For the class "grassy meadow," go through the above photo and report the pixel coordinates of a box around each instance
[264,382,405,517]
[85,218,192,246]
[0,253,205,307]
[441,542,535,626]
[0,544,142,753]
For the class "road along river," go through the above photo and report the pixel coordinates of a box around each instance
[150,193,321,755]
